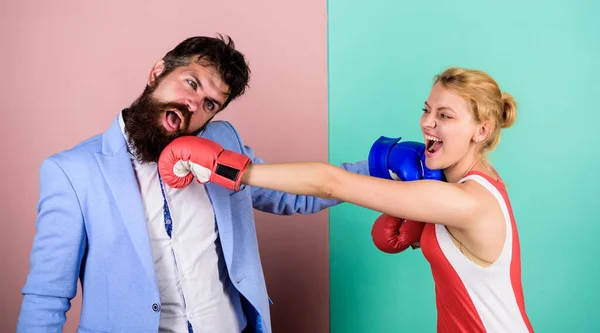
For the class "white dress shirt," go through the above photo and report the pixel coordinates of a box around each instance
[119,112,246,333]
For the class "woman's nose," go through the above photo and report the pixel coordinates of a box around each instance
[421,112,436,129]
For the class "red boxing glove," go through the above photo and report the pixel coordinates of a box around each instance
[158,136,251,191]
[371,214,426,254]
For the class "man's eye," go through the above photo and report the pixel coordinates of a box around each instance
[187,79,197,90]
[205,100,214,111]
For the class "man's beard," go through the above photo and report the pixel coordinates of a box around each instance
[123,87,194,164]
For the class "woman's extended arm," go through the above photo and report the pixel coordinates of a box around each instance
[241,162,480,229]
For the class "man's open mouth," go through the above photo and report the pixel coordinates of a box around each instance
[163,110,185,132]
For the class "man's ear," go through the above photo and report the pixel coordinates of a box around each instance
[148,60,166,86]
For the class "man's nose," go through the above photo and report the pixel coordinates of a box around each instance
[185,96,200,113]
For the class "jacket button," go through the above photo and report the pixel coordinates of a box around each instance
[152,303,160,312]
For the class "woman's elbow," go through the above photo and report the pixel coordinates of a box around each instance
[315,164,342,200]
[316,183,335,199]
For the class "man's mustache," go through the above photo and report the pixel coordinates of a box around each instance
[159,101,191,118]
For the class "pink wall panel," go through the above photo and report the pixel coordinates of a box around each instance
[0,1,329,332]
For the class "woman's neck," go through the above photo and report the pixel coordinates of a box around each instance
[443,152,498,183]
[443,152,482,183]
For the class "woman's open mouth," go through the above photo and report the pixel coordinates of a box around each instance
[424,134,443,157]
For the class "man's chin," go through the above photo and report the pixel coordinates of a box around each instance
[128,132,180,164]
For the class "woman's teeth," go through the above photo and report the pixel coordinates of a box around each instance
[425,135,441,142]
[425,135,442,153]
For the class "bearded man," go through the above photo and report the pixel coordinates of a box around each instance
[17,35,370,333]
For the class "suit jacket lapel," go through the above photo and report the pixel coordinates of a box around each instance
[201,127,234,270]
[95,116,158,288]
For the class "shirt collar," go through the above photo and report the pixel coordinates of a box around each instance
[118,109,137,159]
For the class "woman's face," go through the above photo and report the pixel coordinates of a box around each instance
[420,83,482,171]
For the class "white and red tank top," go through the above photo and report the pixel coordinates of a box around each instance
[420,171,534,333]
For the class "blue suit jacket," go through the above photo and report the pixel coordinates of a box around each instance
[18,115,371,333]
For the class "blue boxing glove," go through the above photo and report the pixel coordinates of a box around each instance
[368,136,444,182]
[368,136,444,254]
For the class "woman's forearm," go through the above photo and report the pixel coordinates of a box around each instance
[237,159,482,228]
[241,162,340,198]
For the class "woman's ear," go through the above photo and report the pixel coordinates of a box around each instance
[474,120,494,143]
[147,60,166,86]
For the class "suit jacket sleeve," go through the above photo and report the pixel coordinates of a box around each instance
[223,122,371,215]
[18,157,87,332]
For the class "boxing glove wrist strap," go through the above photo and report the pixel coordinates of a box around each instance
[212,151,252,191]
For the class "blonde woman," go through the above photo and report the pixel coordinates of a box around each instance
[160,67,535,332]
